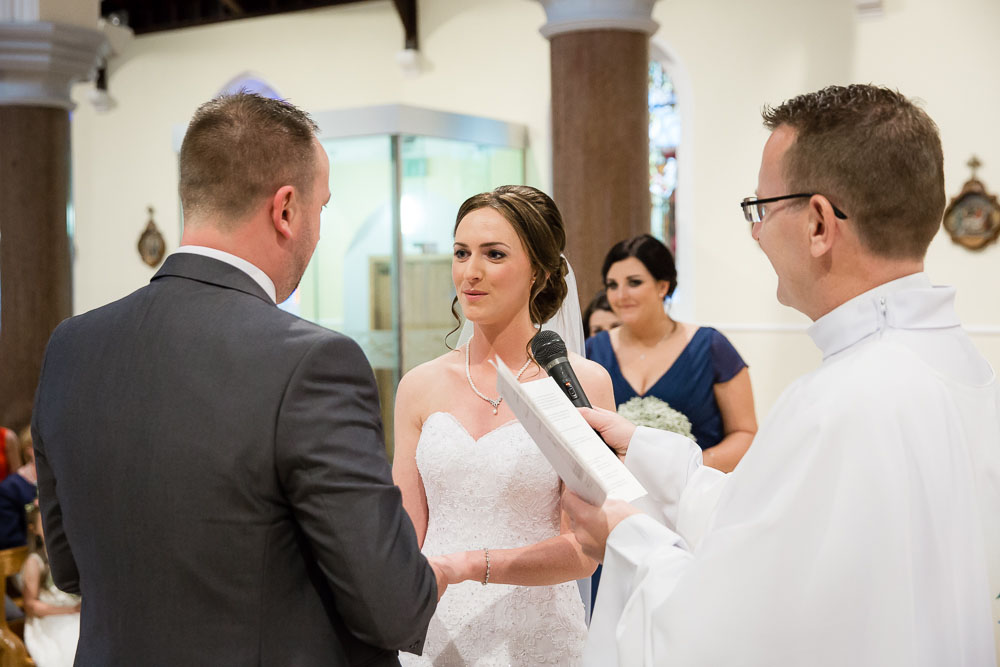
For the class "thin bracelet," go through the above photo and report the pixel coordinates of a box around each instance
[481,547,491,586]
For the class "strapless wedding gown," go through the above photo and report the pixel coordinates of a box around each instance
[400,412,587,667]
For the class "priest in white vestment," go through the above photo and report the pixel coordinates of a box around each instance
[564,84,1000,667]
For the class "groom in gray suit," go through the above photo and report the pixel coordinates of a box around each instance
[32,93,440,665]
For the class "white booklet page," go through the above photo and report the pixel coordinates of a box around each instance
[495,358,647,506]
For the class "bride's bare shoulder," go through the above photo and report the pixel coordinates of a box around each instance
[567,351,611,382]
[397,348,464,397]
[566,351,615,409]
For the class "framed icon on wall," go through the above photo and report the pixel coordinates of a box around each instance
[943,156,1000,251]
[138,206,167,267]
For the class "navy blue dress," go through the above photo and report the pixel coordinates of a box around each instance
[585,327,747,450]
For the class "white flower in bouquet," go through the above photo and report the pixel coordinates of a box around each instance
[617,396,696,442]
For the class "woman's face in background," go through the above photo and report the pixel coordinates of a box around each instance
[588,309,621,337]
[604,257,670,325]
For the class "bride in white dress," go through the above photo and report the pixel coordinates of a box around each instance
[393,185,615,666]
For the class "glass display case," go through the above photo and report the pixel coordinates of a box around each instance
[283,106,526,454]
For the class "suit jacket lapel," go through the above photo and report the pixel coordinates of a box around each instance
[151,253,275,305]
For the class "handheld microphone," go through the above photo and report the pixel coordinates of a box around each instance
[530,330,592,408]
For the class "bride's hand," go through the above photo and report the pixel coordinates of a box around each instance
[428,558,450,601]
[429,551,482,591]
[428,552,469,601]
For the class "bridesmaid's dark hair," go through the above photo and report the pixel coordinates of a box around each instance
[601,233,678,299]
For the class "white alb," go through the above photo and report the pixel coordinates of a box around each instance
[587,273,1000,666]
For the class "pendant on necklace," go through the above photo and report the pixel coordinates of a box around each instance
[465,341,532,416]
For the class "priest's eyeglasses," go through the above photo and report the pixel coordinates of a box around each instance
[740,193,848,224]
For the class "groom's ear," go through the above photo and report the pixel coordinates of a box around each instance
[270,185,296,240]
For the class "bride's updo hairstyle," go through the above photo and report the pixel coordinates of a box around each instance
[454,185,569,326]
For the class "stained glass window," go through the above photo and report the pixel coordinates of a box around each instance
[649,60,681,253]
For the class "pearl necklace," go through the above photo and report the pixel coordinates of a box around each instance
[465,341,533,415]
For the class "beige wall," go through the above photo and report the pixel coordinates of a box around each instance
[68,0,1000,416]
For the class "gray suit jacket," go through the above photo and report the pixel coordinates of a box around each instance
[32,253,436,666]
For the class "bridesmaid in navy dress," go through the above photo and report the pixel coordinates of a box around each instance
[585,234,758,608]
[586,234,758,468]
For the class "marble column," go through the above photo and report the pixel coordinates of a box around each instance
[0,9,104,427]
[537,0,659,308]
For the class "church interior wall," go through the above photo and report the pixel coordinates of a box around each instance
[67,0,1000,416]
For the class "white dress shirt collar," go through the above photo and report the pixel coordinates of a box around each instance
[173,245,277,303]
[807,272,960,360]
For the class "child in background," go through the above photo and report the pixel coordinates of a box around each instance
[21,502,80,667]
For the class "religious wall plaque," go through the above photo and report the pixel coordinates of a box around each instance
[138,206,167,267]
[943,156,1000,251]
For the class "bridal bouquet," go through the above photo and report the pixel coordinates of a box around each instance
[617,396,696,443]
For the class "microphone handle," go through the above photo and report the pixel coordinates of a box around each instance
[541,355,620,454]
[543,357,593,409]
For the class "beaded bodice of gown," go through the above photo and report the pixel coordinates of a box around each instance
[400,412,587,667]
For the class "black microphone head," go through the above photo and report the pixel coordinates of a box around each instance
[531,330,567,366]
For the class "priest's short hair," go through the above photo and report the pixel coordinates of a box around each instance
[762,84,944,260]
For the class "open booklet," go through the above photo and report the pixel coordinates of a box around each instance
[495,358,647,506]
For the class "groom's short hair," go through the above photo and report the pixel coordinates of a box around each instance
[179,92,319,227]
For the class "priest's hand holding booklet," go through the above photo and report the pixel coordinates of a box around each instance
[556,406,652,561]
[494,358,646,507]
[573,406,637,461]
